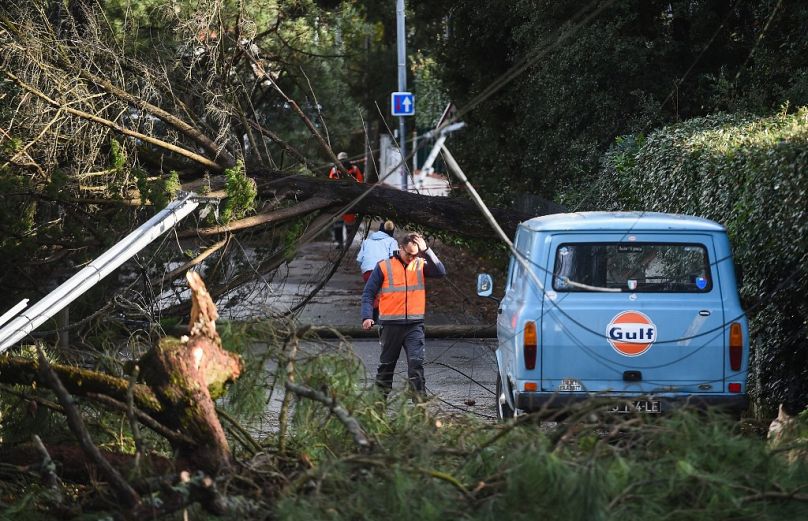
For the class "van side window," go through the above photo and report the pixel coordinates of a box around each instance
[553,242,712,293]
[509,231,532,290]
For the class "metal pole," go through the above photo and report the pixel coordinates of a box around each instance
[0,299,28,329]
[420,122,465,174]
[0,195,200,352]
[420,135,447,174]
[441,144,550,298]
[396,0,407,190]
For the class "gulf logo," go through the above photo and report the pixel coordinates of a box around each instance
[606,311,658,357]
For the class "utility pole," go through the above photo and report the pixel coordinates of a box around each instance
[0,193,208,353]
[396,0,407,190]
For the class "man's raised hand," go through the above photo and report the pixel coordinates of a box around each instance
[414,235,428,252]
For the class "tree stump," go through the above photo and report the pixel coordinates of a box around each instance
[139,272,242,473]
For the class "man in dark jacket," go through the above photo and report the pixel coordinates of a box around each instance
[361,233,446,398]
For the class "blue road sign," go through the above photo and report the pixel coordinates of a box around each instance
[391,91,415,116]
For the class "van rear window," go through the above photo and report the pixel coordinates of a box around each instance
[553,243,712,293]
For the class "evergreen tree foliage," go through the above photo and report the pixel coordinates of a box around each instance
[268,333,808,521]
[432,0,808,202]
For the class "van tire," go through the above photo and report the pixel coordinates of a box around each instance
[496,374,515,420]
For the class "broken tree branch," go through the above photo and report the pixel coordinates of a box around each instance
[137,273,242,473]
[159,238,229,286]
[126,366,144,471]
[0,68,223,171]
[286,381,372,451]
[216,406,262,455]
[32,434,64,501]
[178,196,331,238]
[277,331,300,453]
[0,356,163,414]
[36,347,140,509]
[84,392,196,446]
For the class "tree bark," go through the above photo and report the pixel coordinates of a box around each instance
[137,272,241,473]
[0,356,163,414]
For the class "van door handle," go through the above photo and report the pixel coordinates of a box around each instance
[498,308,503,314]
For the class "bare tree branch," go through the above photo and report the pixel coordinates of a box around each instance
[85,392,196,447]
[178,196,331,238]
[32,434,64,502]
[79,70,236,168]
[36,346,141,509]
[245,49,346,175]
[1,68,223,171]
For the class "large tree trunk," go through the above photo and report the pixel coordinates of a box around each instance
[252,172,564,239]
[182,170,561,240]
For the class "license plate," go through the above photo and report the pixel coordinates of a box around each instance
[558,378,583,392]
[609,400,661,414]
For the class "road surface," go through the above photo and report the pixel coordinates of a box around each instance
[253,336,500,436]
[349,337,498,419]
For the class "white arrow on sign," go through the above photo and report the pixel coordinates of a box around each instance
[402,97,412,112]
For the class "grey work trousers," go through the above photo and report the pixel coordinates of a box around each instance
[376,322,425,397]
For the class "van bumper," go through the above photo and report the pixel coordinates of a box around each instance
[515,392,748,413]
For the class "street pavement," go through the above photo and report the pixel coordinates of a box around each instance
[224,226,501,433]
[349,337,498,420]
[254,336,499,436]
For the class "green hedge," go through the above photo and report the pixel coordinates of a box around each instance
[565,109,808,414]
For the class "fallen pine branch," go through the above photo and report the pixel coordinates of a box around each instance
[285,381,372,451]
[177,197,331,238]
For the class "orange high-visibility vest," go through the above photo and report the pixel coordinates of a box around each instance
[378,256,426,321]
[328,165,363,224]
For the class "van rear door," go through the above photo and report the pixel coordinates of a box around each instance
[539,233,725,394]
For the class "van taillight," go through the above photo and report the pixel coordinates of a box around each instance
[729,322,743,371]
[524,321,537,370]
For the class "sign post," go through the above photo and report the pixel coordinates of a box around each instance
[395,0,408,190]
[391,91,414,189]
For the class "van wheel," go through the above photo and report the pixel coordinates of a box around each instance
[496,374,515,420]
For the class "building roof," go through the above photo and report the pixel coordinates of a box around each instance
[520,212,726,233]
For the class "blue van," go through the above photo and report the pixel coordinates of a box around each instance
[477,212,749,419]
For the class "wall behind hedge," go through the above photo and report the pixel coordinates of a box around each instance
[566,109,808,415]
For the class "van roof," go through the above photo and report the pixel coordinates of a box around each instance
[521,212,726,233]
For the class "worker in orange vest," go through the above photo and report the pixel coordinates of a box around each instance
[328,152,364,249]
[361,233,446,399]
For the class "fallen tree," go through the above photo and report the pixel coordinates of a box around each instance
[0,0,564,319]
[0,275,382,517]
[252,172,562,240]
[0,273,241,475]
[176,169,552,239]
